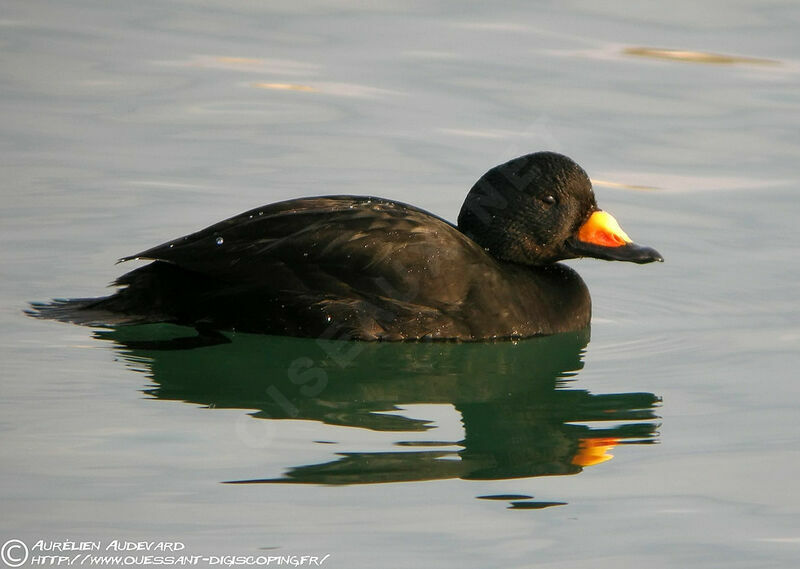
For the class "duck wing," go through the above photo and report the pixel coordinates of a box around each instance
[116,196,493,339]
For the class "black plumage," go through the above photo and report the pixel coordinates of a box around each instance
[29,152,662,341]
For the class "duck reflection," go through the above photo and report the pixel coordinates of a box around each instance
[95,325,659,505]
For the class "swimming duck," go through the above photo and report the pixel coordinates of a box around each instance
[29,152,662,341]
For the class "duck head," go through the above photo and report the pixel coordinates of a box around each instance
[457,151,663,265]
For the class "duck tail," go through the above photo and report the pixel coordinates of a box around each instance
[26,261,208,327]
[25,296,143,327]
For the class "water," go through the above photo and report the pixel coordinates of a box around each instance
[2,1,800,567]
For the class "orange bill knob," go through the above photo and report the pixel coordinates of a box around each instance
[566,209,663,264]
[576,210,632,247]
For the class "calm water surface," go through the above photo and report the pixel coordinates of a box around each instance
[2,1,800,568]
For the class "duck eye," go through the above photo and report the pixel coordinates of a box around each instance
[541,194,556,205]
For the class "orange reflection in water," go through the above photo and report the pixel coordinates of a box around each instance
[624,47,778,66]
[592,179,660,192]
[572,437,619,467]
[252,82,317,92]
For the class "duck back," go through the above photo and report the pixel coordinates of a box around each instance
[30,196,591,340]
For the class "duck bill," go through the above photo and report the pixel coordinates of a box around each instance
[567,210,663,264]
